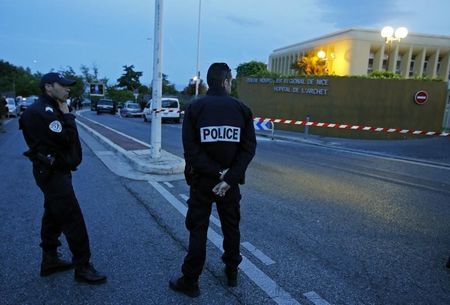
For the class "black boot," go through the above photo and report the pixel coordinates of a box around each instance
[40,251,73,277]
[74,263,107,284]
[169,275,200,298]
[225,267,238,287]
[446,256,450,269]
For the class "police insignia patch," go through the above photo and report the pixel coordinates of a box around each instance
[45,106,54,113]
[49,120,62,133]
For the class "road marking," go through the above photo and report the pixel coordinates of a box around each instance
[321,145,450,171]
[179,194,189,201]
[303,291,331,305]
[163,182,174,188]
[149,181,302,305]
[241,242,275,266]
[178,193,222,228]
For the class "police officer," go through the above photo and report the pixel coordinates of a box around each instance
[19,72,106,284]
[169,63,256,297]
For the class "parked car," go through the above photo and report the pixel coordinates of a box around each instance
[19,96,38,113]
[143,97,180,123]
[6,98,19,117]
[96,98,115,115]
[120,101,142,117]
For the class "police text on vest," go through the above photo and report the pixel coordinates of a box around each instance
[200,126,241,143]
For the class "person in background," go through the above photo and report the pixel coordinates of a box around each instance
[169,63,256,297]
[19,72,107,284]
[0,96,8,133]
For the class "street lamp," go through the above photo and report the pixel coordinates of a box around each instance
[381,26,408,72]
[194,0,202,97]
[317,50,326,59]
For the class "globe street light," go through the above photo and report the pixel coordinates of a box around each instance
[381,26,408,72]
[317,50,326,59]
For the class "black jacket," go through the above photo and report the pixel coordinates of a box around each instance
[182,88,256,186]
[19,94,82,171]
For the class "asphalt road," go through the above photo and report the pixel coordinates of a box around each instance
[1,112,450,305]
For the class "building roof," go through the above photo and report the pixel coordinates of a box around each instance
[271,28,450,55]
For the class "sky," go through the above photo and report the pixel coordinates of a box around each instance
[1,0,449,89]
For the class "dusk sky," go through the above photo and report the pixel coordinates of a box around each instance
[1,0,449,88]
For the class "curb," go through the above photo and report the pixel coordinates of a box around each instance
[76,112,185,175]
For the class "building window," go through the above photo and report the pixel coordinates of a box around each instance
[396,54,402,74]
[423,55,429,76]
[437,56,442,75]
[409,55,416,77]
[367,59,374,74]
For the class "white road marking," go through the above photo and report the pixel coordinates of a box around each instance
[303,291,332,305]
[322,145,450,171]
[150,181,302,305]
[241,242,275,266]
[179,194,189,201]
[178,193,222,228]
[163,182,174,188]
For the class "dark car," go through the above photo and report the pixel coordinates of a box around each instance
[19,96,38,113]
[96,99,115,115]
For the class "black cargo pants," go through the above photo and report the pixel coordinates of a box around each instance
[182,181,243,280]
[33,164,91,267]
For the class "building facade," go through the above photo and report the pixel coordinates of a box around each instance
[268,29,450,82]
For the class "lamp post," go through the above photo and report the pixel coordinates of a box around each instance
[194,0,202,97]
[150,0,163,159]
[381,26,408,72]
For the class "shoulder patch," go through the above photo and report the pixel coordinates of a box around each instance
[49,120,62,133]
[45,106,54,113]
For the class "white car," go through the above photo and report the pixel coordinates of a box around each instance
[143,97,180,123]
[6,98,19,117]
[120,101,142,117]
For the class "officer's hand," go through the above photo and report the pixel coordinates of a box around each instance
[213,181,230,197]
[219,168,229,181]
[58,101,70,114]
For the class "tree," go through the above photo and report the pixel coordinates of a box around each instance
[182,78,207,96]
[0,60,40,97]
[291,52,328,76]
[116,65,142,91]
[59,66,84,100]
[80,64,99,84]
[162,74,178,95]
[106,86,134,106]
[236,61,268,78]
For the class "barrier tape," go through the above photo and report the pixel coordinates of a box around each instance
[253,117,449,137]
[151,109,181,114]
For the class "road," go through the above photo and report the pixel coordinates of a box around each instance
[1,112,449,305]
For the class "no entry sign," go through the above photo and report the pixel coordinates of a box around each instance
[414,90,428,105]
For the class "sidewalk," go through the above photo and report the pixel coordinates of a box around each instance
[76,114,185,175]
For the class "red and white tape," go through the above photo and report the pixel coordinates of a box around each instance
[253,117,449,137]
[151,109,182,114]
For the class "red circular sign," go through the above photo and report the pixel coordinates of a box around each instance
[414,90,428,105]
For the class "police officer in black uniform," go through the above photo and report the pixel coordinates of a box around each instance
[169,63,256,297]
[19,72,106,284]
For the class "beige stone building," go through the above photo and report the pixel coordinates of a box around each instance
[268,29,450,82]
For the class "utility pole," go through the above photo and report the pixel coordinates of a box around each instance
[151,0,163,159]
[194,0,202,97]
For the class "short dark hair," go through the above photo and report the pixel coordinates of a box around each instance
[207,63,232,89]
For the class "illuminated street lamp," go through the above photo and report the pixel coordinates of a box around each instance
[317,50,326,59]
[381,26,408,72]
[381,26,408,43]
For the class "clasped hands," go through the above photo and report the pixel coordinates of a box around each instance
[212,168,230,197]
